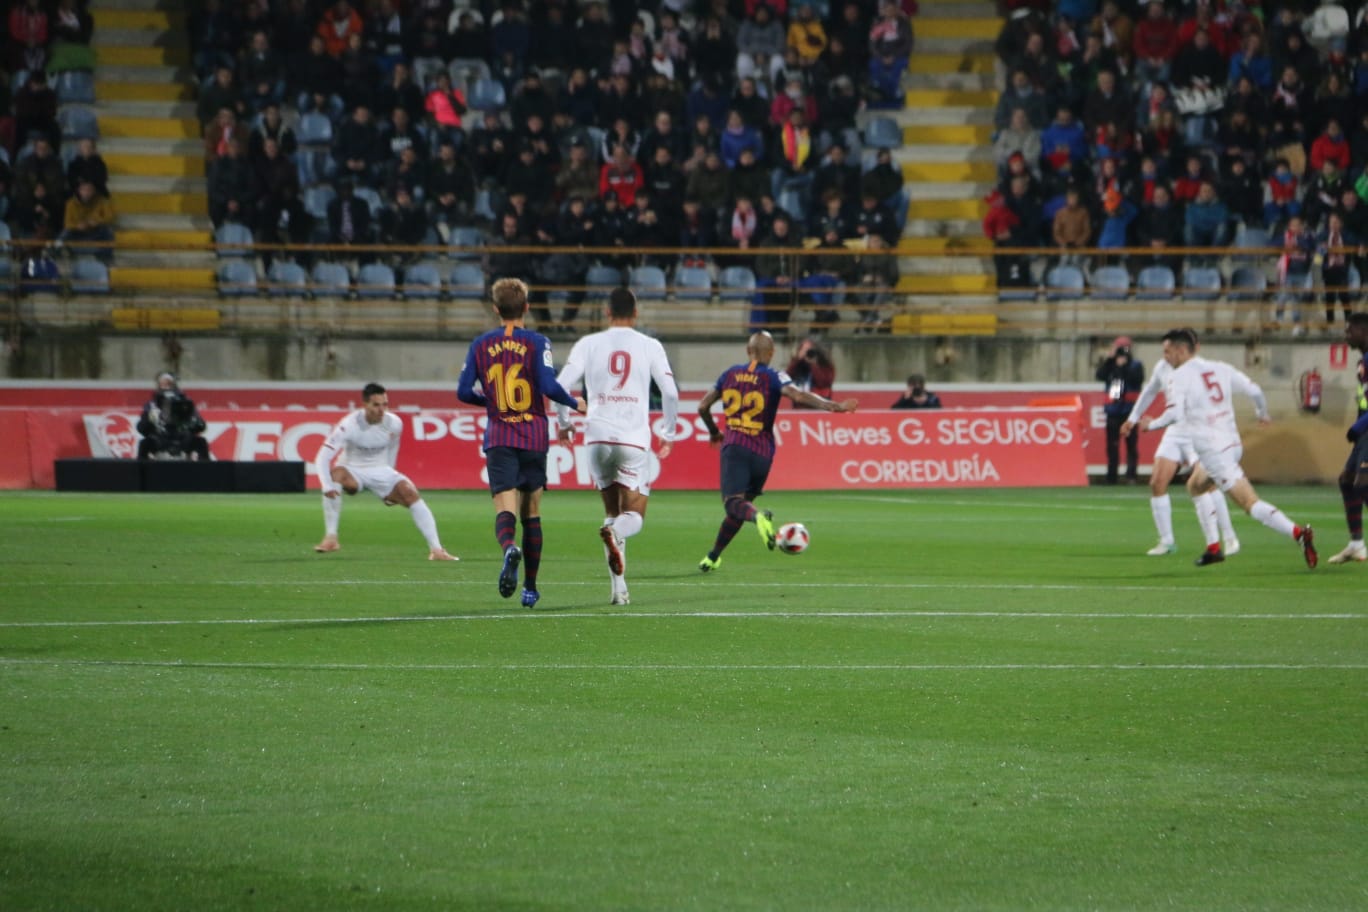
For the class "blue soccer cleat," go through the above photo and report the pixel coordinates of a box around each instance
[520,588,540,608]
[498,545,522,598]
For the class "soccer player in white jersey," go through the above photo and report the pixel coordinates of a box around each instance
[1122,334,1239,556]
[555,288,681,604]
[1140,329,1317,568]
[313,382,458,561]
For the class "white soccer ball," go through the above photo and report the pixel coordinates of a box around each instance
[776,522,810,554]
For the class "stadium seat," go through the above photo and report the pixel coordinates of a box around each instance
[449,263,486,300]
[1236,226,1270,253]
[356,262,396,298]
[401,261,443,299]
[58,106,98,141]
[719,266,757,300]
[310,261,351,297]
[448,58,491,85]
[468,78,507,112]
[1228,265,1267,301]
[214,222,254,257]
[585,264,623,293]
[448,226,484,260]
[864,117,902,150]
[629,265,667,302]
[69,256,110,294]
[297,111,333,145]
[1350,264,1362,293]
[352,187,383,218]
[1044,264,1085,301]
[1136,265,1176,299]
[674,264,713,300]
[266,261,308,297]
[1089,265,1130,300]
[55,71,95,105]
[997,286,1036,302]
[302,185,335,221]
[217,259,257,296]
[1182,266,1223,301]
[777,187,806,223]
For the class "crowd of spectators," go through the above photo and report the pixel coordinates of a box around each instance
[193,0,916,332]
[0,0,114,263]
[987,0,1368,331]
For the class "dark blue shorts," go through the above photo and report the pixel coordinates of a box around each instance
[486,446,548,495]
[719,444,772,501]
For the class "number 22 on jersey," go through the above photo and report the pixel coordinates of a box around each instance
[722,388,765,433]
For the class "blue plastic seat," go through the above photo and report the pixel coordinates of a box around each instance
[719,266,757,300]
[1090,265,1130,300]
[863,116,902,150]
[352,187,383,218]
[1137,265,1176,299]
[55,71,95,105]
[214,222,254,257]
[585,264,623,292]
[449,263,486,300]
[1228,265,1267,301]
[217,259,257,296]
[70,256,110,294]
[629,265,667,302]
[468,77,507,111]
[58,107,99,141]
[448,226,485,260]
[674,264,712,300]
[310,261,351,296]
[356,262,396,298]
[297,111,333,145]
[1182,266,1223,301]
[302,185,335,221]
[1045,264,1085,301]
[266,261,308,297]
[401,261,443,299]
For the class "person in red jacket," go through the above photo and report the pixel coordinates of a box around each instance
[1310,119,1351,173]
[1132,0,1178,84]
[599,144,644,208]
[983,189,1027,288]
[317,0,363,58]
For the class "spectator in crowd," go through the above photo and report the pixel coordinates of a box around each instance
[317,0,363,58]
[1220,156,1261,228]
[679,197,716,256]
[8,0,48,74]
[800,228,850,330]
[600,143,645,207]
[727,146,769,209]
[1132,0,1178,85]
[197,65,243,129]
[13,69,57,150]
[868,0,913,105]
[996,69,1049,130]
[737,4,786,75]
[1171,26,1225,90]
[334,103,384,187]
[788,3,827,65]
[294,34,340,104]
[694,16,737,89]
[721,109,763,169]
[812,142,861,210]
[1318,211,1360,326]
[1274,216,1315,333]
[204,108,250,164]
[1265,158,1301,230]
[995,108,1042,175]
[1172,155,1207,206]
[59,178,115,264]
[983,188,1027,288]
[892,374,942,409]
[1097,187,1136,262]
[13,135,64,235]
[854,233,898,330]
[377,62,424,125]
[1040,107,1088,175]
[1183,181,1231,260]
[1052,186,1092,263]
[810,189,851,242]
[752,213,798,332]
[66,138,108,199]
[854,189,899,247]
[861,147,904,207]
[328,180,372,250]
[208,137,253,228]
[1138,184,1183,273]
[378,184,428,264]
[731,76,769,129]
[249,103,297,166]
[338,31,379,111]
[1228,31,1273,91]
[239,29,286,114]
[556,140,600,204]
[425,139,474,236]
[1310,118,1351,173]
[1082,69,1129,134]
[1305,159,1348,228]
[51,0,92,47]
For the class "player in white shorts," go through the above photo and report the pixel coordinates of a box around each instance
[1140,329,1317,568]
[313,382,457,561]
[1122,336,1238,556]
[556,288,680,604]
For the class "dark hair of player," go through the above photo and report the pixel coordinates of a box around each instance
[491,277,529,320]
[362,382,386,400]
[608,287,637,319]
[1348,312,1368,329]
[1161,328,1198,351]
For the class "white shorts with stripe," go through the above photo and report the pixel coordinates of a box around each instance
[1194,437,1245,492]
[587,442,651,495]
[343,464,409,500]
[1154,427,1197,467]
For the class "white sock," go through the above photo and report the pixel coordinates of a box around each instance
[1249,500,1297,538]
[322,494,341,536]
[409,498,443,550]
[1210,492,1236,542]
[1193,494,1220,546]
[604,536,627,593]
[1150,494,1173,544]
[614,510,644,539]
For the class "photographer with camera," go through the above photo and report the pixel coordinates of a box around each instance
[136,372,210,461]
[785,338,836,408]
[1096,337,1145,484]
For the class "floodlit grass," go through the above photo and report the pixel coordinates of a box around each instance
[1,487,1365,911]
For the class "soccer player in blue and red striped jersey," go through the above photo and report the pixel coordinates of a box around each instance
[1330,313,1368,564]
[696,331,858,571]
[458,278,586,606]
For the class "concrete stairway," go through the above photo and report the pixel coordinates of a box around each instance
[90,2,213,293]
[890,0,1000,298]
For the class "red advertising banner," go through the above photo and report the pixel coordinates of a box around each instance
[5,406,1087,491]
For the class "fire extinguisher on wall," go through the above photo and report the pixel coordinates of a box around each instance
[1298,368,1322,413]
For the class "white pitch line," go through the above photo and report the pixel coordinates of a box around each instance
[0,579,1336,596]
[0,658,1363,672]
[0,609,1361,628]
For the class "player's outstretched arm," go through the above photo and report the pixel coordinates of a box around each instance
[784,386,858,413]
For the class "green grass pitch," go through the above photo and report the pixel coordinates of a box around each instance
[1,486,1365,911]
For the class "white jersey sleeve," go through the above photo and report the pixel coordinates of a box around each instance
[554,338,590,430]
[1157,357,1246,443]
[1228,367,1269,421]
[384,413,403,467]
[314,411,359,493]
[1127,359,1170,424]
[575,327,673,450]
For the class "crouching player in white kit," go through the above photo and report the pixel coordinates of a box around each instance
[1140,329,1317,568]
[313,382,458,561]
[555,289,680,604]
[1122,332,1239,555]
